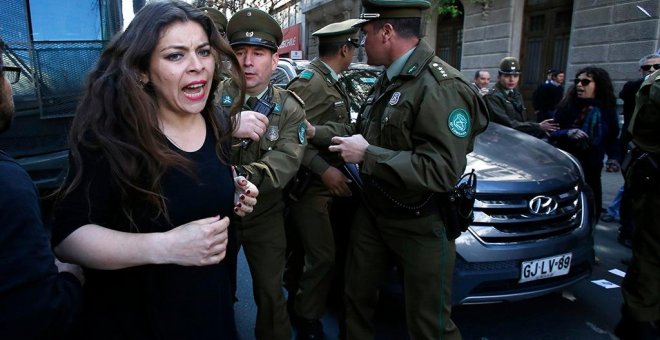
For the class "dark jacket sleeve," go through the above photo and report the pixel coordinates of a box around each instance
[0,155,82,338]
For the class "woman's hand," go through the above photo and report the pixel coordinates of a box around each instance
[568,128,588,139]
[162,216,230,266]
[233,175,259,217]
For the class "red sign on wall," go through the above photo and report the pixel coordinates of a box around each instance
[279,23,301,56]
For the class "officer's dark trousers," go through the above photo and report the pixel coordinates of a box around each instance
[344,204,461,340]
[621,160,660,323]
[288,182,336,319]
[236,201,291,340]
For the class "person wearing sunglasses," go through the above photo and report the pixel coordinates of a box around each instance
[602,53,660,246]
[615,59,660,340]
[551,66,620,219]
[1,37,85,338]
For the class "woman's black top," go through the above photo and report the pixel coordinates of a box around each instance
[52,124,237,340]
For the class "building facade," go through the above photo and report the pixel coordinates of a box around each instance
[276,0,659,107]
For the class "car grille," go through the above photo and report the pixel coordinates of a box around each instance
[470,184,583,243]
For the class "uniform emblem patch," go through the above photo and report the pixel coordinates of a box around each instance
[222,95,232,106]
[300,70,314,80]
[266,126,280,141]
[389,92,401,105]
[273,103,282,113]
[448,109,470,138]
[297,122,307,144]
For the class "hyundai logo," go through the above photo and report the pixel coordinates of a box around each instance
[528,195,558,215]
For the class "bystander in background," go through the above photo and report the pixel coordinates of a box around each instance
[551,66,620,218]
[0,36,84,339]
[472,69,491,96]
[532,68,565,122]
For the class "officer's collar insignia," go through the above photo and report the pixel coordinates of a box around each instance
[273,103,282,113]
[406,64,418,74]
[448,108,470,138]
[389,92,401,106]
[246,31,254,37]
[366,96,374,104]
[300,70,314,80]
[222,95,233,106]
[266,125,279,141]
[297,122,307,144]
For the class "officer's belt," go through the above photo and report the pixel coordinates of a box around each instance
[361,175,443,218]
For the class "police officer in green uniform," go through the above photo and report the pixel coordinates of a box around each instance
[285,19,361,338]
[615,69,660,340]
[306,1,489,338]
[199,7,227,36]
[221,8,307,340]
[484,57,557,138]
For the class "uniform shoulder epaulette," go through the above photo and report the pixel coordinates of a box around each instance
[282,88,305,108]
[427,58,458,84]
[299,69,315,81]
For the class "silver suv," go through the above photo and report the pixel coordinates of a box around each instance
[277,61,596,304]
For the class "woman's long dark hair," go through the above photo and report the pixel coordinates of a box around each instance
[558,66,616,113]
[62,0,245,226]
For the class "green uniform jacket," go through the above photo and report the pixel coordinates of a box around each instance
[314,40,489,208]
[287,58,351,176]
[484,82,542,136]
[629,69,660,154]
[220,79,307,216]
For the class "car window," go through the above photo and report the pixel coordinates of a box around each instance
[271,66,291,88]
[339,66,382,120]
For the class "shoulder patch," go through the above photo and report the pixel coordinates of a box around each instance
[448,108,471,138]
[300,70,314,80]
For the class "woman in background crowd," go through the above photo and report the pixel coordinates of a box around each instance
[552,66,620,218]
[51,1,256,338]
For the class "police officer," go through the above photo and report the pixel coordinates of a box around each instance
[615,68,660,340]
[484,57,558,138]
[306,1,489,338]
[221,8,306,340]
[285,19,361,339]
[199,7,227,36]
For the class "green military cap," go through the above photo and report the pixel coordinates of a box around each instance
[226,8,283,52]
[312,19,362,45]
[359,0,431,22]
[200,7,227,34]
[498,57,521,75]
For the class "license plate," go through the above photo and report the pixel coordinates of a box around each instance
[519,253,572,283]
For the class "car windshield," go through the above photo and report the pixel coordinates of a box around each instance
[338,64,382,120]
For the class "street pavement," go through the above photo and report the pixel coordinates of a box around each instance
[234,168,630,339]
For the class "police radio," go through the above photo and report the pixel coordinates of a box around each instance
[240,96,276,149]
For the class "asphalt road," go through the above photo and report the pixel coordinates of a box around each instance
[234,169,630,339]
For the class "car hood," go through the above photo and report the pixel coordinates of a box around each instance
[466,123,582,194]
